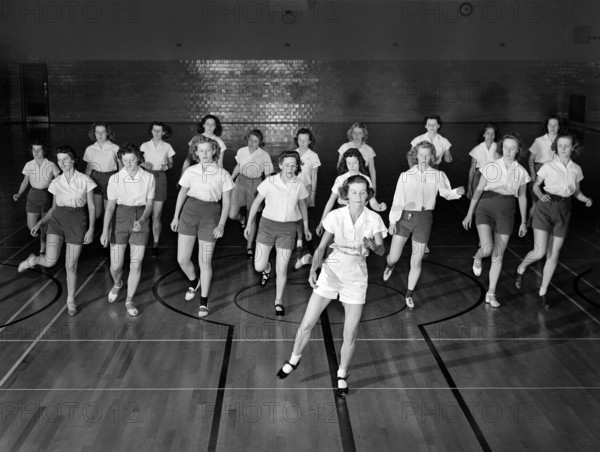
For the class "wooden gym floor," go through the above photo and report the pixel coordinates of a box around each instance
[0,122,598,451]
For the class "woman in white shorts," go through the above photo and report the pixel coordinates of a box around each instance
[276,175,386,398]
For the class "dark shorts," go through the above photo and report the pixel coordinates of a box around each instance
[257,217,297,250]
[475,191,515,235]
[110,205,149,246]
[26,187,52,214]
[394,210,433,244]
[233,174,261,208]
[151,170,168,202]
[532,194,571,238]
[47,206,87,245]
[178,198,221,242]
[90,170,116,200]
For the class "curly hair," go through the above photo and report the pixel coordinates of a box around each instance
[423,114,443,129]
[148,121,172,139]
[346,123,368,143]
[55,144,80,169]
[338,174,374,202]
[245,129,265,147]
[277,150,302,176]
[407,141,436,167]
[118,143,144,165]
[551,133,580,158]
[30,138,49,158]
[198,114,223,137]
[498,133,524,159]
[294,128,316,148]
[189,135,220,163]
[337,148,368,176]
[477,122,500,143]
[543,116,566,135]
[88,121,115,142]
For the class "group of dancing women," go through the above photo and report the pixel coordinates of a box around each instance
[14,114,593,397]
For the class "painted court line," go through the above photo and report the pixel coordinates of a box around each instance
[1,238,37,264]
[506,247,600,326]
[0,386,599,391]
[0,268,64,335]
[0,225,27,246]
[0,261,105,388]
[1,337,599,342]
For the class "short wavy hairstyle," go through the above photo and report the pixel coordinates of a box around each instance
[551,133,580,158]
[346,122,368,143]
[30,138,49,158]
[189,135,220,163]
[294,127,316,148]
[148,121,172,139]
[197,114,223,137]
[407,140,436,166]
[118,143,145,165]
[277,150,302,176]
[423,114,443,129]
[88,121,116,142]
[543,116,566,135]
[338,174,374,202]
[245,129,265,147]
[498,133,525,159]
[55,144,80,169]
[477,122,500,143]
[337,148,368,176]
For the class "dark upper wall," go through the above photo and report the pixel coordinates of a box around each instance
[3,0,599,125]
[0,0,580,61]
[566,0,600,60]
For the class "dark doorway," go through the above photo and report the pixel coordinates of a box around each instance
[20,63,49,123]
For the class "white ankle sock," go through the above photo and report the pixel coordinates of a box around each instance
[289,354,301,366]
[337,368,348,388]
[282,354,301,373]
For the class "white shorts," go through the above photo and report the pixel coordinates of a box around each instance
[314,252,368,305]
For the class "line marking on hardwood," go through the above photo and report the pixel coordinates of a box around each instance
[0,264,63,330]
[0,260,104,388]
[320,308,357,452]
[565,221,600,248]
[1,238,37,264]
[559,261,600,295]
[505,247,600,326]
[450,201,600,320]
[420,325,492,451]
[574,269,600,308]
[152,265,234,452]
[3,386,597,391]
[207,325,233,452]
[0,225,27,246]
[3,338,599,342]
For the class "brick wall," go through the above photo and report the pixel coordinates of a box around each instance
[7,59,577,124]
